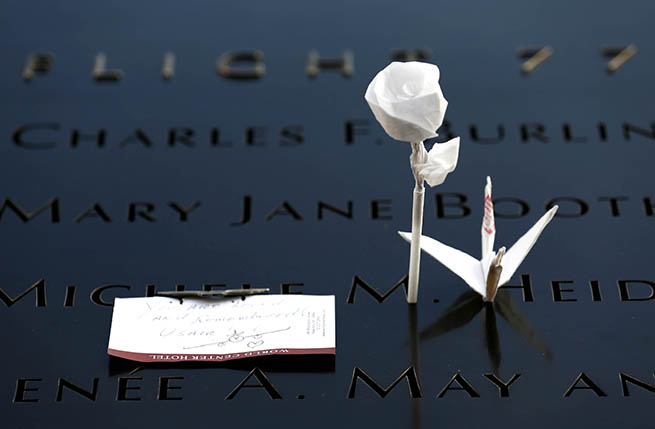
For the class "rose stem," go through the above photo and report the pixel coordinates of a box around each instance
[407,141,426,304]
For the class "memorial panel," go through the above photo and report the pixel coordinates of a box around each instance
[1,1,654,427]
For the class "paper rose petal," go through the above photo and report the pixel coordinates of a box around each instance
[364,62,448,142]
[416,137,460,187]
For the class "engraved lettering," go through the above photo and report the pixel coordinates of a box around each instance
[344,119,370,145]
[119,130,153,147]
[90,284,131,306]
[493,197,530,219]
[546,197,588,218]
[622,122,655,141]
[598,122,608,141]
[437,373,480,398]
[563,123,587,143]
[598,196,627,217]
[551,280,577,302]
[161,52,175,80]
[92,53,123,81]
[168,202,201,222]
[390,49,431,62]
[318,201,353,220]
[14,378,41,402]
[0,197,60,223]
[643,197,655,216]
[74,203,112,223]
[56,378,99,402]
[589,280,603,302]
[435,193,471,219]
[23,53,54,81]
[370,199,392,220]
[265,201,302,221]
[217,51,265,80]
[306,50,354,78]
[71,129,106,148]
[603,44,637,73]
[346,275,407,304]
[281,282,303,294]
[211,127,232,147]
[520,123,548,143]
[280,125,304,146]
[563,372,607,397]
[246,126,266,146]
[225,368,282,400]
[0,279,47,308]
[499,274,534,302]
[128,202,156,222]
[483,373,521,398]
[168,128,195,147]
[12,123,59,149]
[64,285,76,307]
[469,124,504,144]
[518,46,553,74]
[620,372,655,396]
[347,366,422,399]
[117,377,142,401]
[618,280,655,301]
[158,376,183,400]
[232,195,252,226]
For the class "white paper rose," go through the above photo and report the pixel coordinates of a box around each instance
[365,61,448,143]
[364,61,461,304]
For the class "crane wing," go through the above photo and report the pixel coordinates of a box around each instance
[498,206,558,286]
[399,231,486,296]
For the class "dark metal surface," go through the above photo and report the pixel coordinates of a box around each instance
[1,0,654,427]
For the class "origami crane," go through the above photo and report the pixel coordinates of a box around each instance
[399,177,558,302]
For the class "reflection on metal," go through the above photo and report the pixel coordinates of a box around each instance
[306,50,354,78]
[92,53,123,81]
[484,247,505,302]
[482,304,501,374]
[22,53,55,81]
[518,46,554,74]
[216,51,266,80]
[417,289,551,375]
[408,306,421,429]
[161,52,175,80]
[602,44,637,73]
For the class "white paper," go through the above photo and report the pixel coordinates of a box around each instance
[399,176,558,301]
[365,61,460,303]
[365,61,448,143]
[415,137,460,187]
[107,295,335,362]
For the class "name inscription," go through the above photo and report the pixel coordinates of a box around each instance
[1,194,654,226]
[9,120,655,150]
[9,370,655,402]
[2,275,655,309]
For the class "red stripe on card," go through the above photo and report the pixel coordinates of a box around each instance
[108,347,336,362]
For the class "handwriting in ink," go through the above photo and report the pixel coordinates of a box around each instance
[182,327,291,350]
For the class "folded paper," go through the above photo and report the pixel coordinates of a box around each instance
[107,295,335,362]
[413,137,460,187]
[365,61,447,143]
[399,177,558,301]
[364,61,460,304]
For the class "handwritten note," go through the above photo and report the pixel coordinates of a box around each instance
[107,295,335,362]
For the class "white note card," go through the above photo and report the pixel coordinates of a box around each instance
[107,295,336,362]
